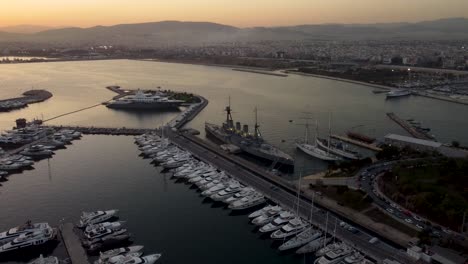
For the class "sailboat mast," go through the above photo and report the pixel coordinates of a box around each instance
[254,107,261,139]
[315,118,319,147]
[327,113,331,154]
[295,172,302,215]
[324,212,329,248]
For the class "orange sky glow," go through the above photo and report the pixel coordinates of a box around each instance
[1,0,468,27]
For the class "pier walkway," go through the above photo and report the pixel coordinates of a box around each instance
[60,223,89,264]
[166,129,413,263]
[331,134,382,151]
[386,112,433,140]
[43,125,156,136]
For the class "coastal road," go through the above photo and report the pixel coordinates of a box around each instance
[166,130,413,263]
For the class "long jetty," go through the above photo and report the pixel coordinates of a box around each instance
[60,223,89,264]
[44,125,157,136]
[330,134,382,151]
[386,112,433,140]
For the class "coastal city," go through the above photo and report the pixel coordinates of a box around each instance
[1,1,468,264]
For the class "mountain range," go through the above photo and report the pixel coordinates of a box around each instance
[1,18,467,48]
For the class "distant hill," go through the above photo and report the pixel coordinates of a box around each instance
[0,25,55,34]
[0,18,467,48]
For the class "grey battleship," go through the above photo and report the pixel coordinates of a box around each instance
[205,102,294,167]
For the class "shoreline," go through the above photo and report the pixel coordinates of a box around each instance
[284,70,393,90]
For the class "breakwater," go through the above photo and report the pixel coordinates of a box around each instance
[0,90,53,112]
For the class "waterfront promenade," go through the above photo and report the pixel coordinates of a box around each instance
[60,223,89,264]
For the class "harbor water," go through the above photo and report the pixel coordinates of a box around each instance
[1,60,468,263]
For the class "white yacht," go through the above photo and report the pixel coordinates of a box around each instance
[83,229,128,248]
[195,172,225,188]
[189,170,219,184]
[249,204,277,219]
[229,193,266,210]
[106,252,144,264]
[199,176,231,191]
[0,221,51,244]
[271,218,308,239]
[316,243,345,257]
[117,254,162,264]
[296,121,341,162]
[0,227,56,253]
[162,156,192,169]
[279,229,322,251]
[314,243,353,264]
[85,227,127,241]
[0,160,24,171]
[97,245,144,264]
[20,145,54,157]
[78,209,119,228]
[296,237,332,254]
[85,221,125,234]
[341,251,365,263]
[252,206,284,226]
[210,183,244,201]
[185,166,215,179]
[223,187,256,203]
[201,183,227,196]
[386,89,411,98]
[259,211,295,233]
[316,138,360,160]
[29,255,59,264]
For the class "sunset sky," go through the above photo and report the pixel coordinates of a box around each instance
[2,0,468,27]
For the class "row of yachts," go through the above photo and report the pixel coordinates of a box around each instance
[0,128,82,180]
[0,221,57,256]
[134,133,375,264]
[77,209,162,263]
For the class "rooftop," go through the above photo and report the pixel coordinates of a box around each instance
[384,134,442,148]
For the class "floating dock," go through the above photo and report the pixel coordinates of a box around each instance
[60,223,89,264]
[386,112,433,140]
[330,134,382,151]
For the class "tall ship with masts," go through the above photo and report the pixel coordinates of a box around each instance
[205,100,294,168]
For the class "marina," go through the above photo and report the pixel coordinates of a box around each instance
[1,59,468,263]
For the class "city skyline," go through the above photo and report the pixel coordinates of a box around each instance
[1,0,468,28]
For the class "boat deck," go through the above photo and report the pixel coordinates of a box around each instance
[60,223,89,264]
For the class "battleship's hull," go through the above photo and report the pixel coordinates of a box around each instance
[106,102,182,110]
[205,123,294,167]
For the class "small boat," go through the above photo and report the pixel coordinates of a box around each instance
[252,206,284,226]
[386,89,411,98]
[314,243,353,264]
[106,252,143,264]
[228,193,266,210]
[28,255,59,264]
[78,209,119,228]
[279,229,322,251]
[98,245,144,263]
[270,218,307,239]
[223,187,256,203]
[259,211,295,233]
[210,183,244,201]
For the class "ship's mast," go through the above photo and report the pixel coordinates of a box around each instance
[225,96,233,126]
[254,107,262,139]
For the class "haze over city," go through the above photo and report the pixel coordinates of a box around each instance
[1,0,468,28]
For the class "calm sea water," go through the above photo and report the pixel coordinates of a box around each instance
[0,60,467,263]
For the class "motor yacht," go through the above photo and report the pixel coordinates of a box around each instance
[0,160,24,171]
[195,172,226,188]
[249,204,277,219]
[20,145,54,157]
[189,170,219,184]
[85,221,125,234]
[78,209,119,228]
[259,211,295,233]
[0,221,51,245]
[296,237,332,254]
[106,252,143,264]
[28,255,59,264]
[314,243,353,264]
[340,251,365,263]
[184,166,216,179]
[162,155,192,169]
[271,218,308,239]
[199,176,231,191]
[229,193,266,210]
[117,254,162,264]
[0,227,56,253]
[210,182,244,201]
[97,245,144,264]
[83,229,128,246]
[279,229,322,251]
[223,187,256,204]
[316,243,344,257]
[252,206,284,226]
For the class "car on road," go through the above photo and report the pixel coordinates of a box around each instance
[369,237,379,244]
[413,215,422,221]
[415,224,424,230]
[442,228,452,234]
[386,208,394,214]
[405,218,413,224]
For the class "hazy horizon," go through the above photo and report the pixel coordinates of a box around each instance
[1,0,468,28]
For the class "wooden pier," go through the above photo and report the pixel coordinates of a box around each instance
[330,134,382,151]
[44,125,158,136]
[386,112,433,140]
[60,223,89,264]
